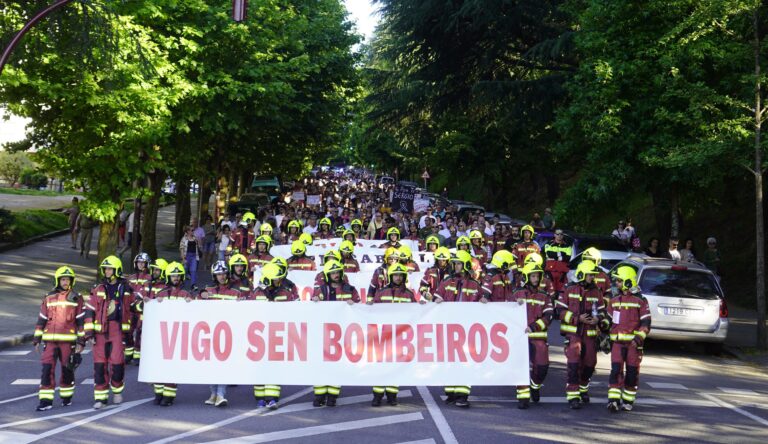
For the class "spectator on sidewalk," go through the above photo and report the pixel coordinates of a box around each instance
[542,208,556,231]
[76,213,95,259]
[664,237,682,261]
[611,220,633,247]
[680,238,696,262]
[118,208,128,247]
[180,225,202,288]
[644,237,664,258]
[530,212,545,230]
[63,197,80,249]
[217,224,233,262]
[202,215,217,269]
[702,237,721,275]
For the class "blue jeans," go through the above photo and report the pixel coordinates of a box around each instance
[210,384,227,398]
[185,253,198,286]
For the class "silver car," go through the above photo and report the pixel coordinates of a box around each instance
[611,256,728,351]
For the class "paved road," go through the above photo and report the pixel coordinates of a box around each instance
[0,332,766,443]
[0,193,81,211]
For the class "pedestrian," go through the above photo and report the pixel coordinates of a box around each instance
[702,237,721,275]
[679,238,696,262]
[217,224,233,262]
[611,220,632,247]
[63,197,80,249]
[644,237,663,258]
[664,237,682,261]
[123,253,151,364]
[201,214,217,269]
[543,229,572,294]
[33,266,85,411]
[542,208,556,231]
[76,212,95,258]
[179,225,202,287]
[530,212,545,230]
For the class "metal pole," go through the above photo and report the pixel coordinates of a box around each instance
[0,0,75,76]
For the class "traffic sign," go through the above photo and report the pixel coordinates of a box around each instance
[421,170,430,180]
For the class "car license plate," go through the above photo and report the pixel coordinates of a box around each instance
[664,307,693,316]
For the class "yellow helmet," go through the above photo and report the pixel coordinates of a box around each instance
[335,226,346,237]
[343,229,356,241]
[271,256,288,274]
[54,266,76,288]
[350,219,363,229]
[612,265,638,291]
[319,217,332,228]
[434,247,451,262]
[491,250,515,270]
[387,262,409,280]
[242,212,256,224]
[582,247,602,265]
[456,236,471,248]
[469,230,484,242]
[287,220,301,232]
[291,240,307,256]
[399,244,413,260]
[164,261,186,283]
[340,240,355,254]
[384,247,399,263]
[323,259,345,282]
[451,250,473,273]
[386,227,401,240]
[255,234,272,249]
[260,222,273,235]
[521,262,543,284]
[100,255,123,277]
[228,253,249,274]
[323,249,342,263]
[425,235,440,248]
[150,258,169,275]
[575,260,599,282]
[299,233,314,246]
[524,252,544,267]
[521,224,536,237]
[261,262,286,287]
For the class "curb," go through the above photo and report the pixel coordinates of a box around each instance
[0,228,70,253]
[0,333,34,351]
[723,344,768,366]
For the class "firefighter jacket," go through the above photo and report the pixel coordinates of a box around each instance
[419,266,449,297]
[313,283,361,302]
[556,282,605,338]
[434,274,483,302]
[84,278,136,337]
[373,285,418,303]
[509,284,553,340]
[201,284,243,301]
[34,288,85,344]
[481,267,513,302]
[287,255,317,271]
[248,252,274,271]
[249,283,299,302]
[342,257,360,273]
[606,290,652,345]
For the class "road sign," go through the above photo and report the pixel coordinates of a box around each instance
[232,0,247,22]
[421,170,430,180]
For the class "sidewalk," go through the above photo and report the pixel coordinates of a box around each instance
[0,193,82,211]
[0,203,189,348]
[724,306,768,366]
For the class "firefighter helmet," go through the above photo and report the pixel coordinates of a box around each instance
[211,260,229,280]
[425,235,440,248]
[164,261,186,283]
[291,240,307,256]
[520,262,543,285]
[612,265,638,291]
[451,250,473,273]
[133,252,151,269]
[386,227,401,241]
[575,260,598,282]
[456,236,471,249]
[100,255,123,277]
[54,266,76,288]
[228,253,249,274]
[299,233,314,246]
[387,262,409,279]
[323,259,344,282]
[340,240,355,254]
[434,247,451,262]
[260,222,273,235]
[582,247,602,265]
[491,250,515,271]
[323,249,342,263]
[261,262,286,287]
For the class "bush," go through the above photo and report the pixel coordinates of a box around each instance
[20,169,49,189]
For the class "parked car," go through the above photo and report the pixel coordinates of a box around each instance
[251,175,282,201]
[228,192,272,216]
[610,256,728,352]
[450,200,486,221]
[397,180,419,188]
[378,176,395,185]
[484,211,514,225]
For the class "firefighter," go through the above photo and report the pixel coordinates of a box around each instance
[311,260,360,407]
[200,261,243,407]
[131,258,168,365]
[424,235,440,252]
[481,250,516,302]
[606,266,651,413]
[270,256,300,298]
[299,232,314,247]
[433,250,483,408]
[544,229,572,295]
[287,240,317,271]
[419,247,451,301]
[378,227,402,249]
[335,225,346,238]
[457,235,483,280]
[153,262,194,406]
[489,224,508,255]
[557,260,605,409]
[339,240,360,273]
[315,250,348,287]
[259,222,274,238]
[582,247,611,298]
[228,253,251,294]
[84,256,136,410]
[248,235,274,271]
[124,252,150,364]
[234,212,256,254]
[398,244,420,272]
[350,218,364,239]
[469,230,489,265]
[368,247,399,300]
[509,262,553,409]
[342,229,357,245]
[519,253,557,302]
[316,217,334,239]
[512,225,541,269]
[249,262,299,409]
[366,263,425,406]
[284,220,302,244]
[33,266,85,411]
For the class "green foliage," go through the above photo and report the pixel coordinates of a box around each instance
[0,209,68,243]
[0,151,33,186]
[19,168,48,189]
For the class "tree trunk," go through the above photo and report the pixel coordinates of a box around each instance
[130,194,142,263]
[754,8,767,350]
[97,218,118,269]
[174,177,191,243]
[670,187,680,239]
[218,172,230,218]
[650,186,671,241]
[199,175,213,221]
[141,170,163,259]
[237,170,247,198]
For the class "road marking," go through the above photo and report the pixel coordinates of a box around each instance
[395,440,437,444]
[21,397,153,443]
[10,380,38,385]
[202,412,424,444]
[0,351,30,356]
[0,431,38,443]
[440,396,718,407]
[700,393,768,427]
[0,393,37,406]
[718,387,760,396]
[418,386,459,444]
[148,387,314,444]
[80,349,91,355]
[0,398,149,430]
[647,382,688,390]
[80,379,94,385]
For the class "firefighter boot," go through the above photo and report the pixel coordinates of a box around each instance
[386,392,398,406]
[160,396,174,407]
[607,401,620,413]
[455,396,470,408]
[569,398,582,410]
[154,393,163,405]
[313,395,326,407]
[531,388,540,403]
[326,395,338,407]
[518,399,530,410]
[371,393,383,407]
[35,399,53,411]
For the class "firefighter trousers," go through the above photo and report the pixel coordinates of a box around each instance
[564,335,597,400]
[39,342,75,401]
[92,322,125,401]
[517,339,549,400]
[608,342,643,404]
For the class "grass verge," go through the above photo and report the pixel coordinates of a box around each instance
[0,187,78,197]
[0,209,69,243]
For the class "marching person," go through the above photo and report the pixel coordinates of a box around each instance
[433,250,483,408]
[582,247,612,298]
[287,240,317,271]
[124,252,151,364]
[152,262,194,406]
[248,235,274,271]
[557,260,605,409]
[519,253,557,302]
[199,261,243,407]
[249,263,299,410]
[424,235,441,253]
[543,229,572,296]
[469,230,489,265]
[311,260,360,407]
[606,266,651,413]
[509,262,553,409]
[480,250,516,302]
[366,263,425,406]
[368,247,399,300]
[397,244,420,272]
[339,240,360,273]
[316,217,334,240]
[419,247,451,301]
[283,220,303,245]
[33,266,86,411]
[83,256,136,410]
[315,250,346,287]
[233,212,256,254]
[342,228,357,245]
[378,227,402,249]
[350,218,364,239]
[511,225,541,269]
[228,253,252,294]
[131,258,168,365]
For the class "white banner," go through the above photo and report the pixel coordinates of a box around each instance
[138,300,530,386]
[269,245,434,272]
[414,198,430,213]
[306,195,321,206]
[292,191,305,201]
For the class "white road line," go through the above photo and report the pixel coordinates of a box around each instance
[0,431,38,443]
[700,393,768,427]
[418,386,458,444]
[22,397,153,443]
[0,351,31,356]
[203,412,424,444]
[440,395,718,407]
[647,382,688,390]
[10,380,38,385]
[148,387,314,444]
[0,393,37,406]
[80,379,94,385]
[262,390,413,416]
[80,349,91,355]
[395,440,437,444]
[717,387,760,396]
[0,398,149,430]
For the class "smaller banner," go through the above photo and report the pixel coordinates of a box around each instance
[292,191,305,201]
[391,184,416,213]
[306,195,321,206]
[414,198,430,213]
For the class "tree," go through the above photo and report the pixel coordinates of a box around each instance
[0,150,33,186]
